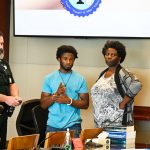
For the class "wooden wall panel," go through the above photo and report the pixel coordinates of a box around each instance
[0,0,11,61]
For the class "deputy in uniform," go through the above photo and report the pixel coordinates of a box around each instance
[0,31,21,149]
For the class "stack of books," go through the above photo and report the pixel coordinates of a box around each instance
[104,126,136,149]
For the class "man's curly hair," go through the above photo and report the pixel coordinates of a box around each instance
[56,45,78,59]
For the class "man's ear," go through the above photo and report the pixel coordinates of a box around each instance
[57,57,60,62]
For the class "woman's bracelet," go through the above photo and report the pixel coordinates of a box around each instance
[67,97,73,105]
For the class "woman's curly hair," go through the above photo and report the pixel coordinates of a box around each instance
[102,40,126,63]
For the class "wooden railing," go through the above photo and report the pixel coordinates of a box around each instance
[134,106,150,121]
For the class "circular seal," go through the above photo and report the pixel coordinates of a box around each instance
[61,0,101,17]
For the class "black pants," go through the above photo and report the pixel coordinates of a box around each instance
[0,114,8,149]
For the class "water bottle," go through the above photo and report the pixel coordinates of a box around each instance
[64,128,72,150]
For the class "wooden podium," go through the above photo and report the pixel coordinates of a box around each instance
[80,128,103,143]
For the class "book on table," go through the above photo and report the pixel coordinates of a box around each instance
[104,125,134,132]
[106,130,136,139]
[110,137,135,144]
[110,142,135,149]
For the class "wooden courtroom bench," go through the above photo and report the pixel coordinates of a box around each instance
[134,106,150,121]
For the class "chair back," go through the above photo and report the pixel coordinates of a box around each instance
[0,105,4,115]
[16,99,40,135]
[7,134,39,150]
[80,128,103,143]
[32,105,48,144]
[44,131,75,148]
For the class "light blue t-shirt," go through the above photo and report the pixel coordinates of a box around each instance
[42,70,88,128]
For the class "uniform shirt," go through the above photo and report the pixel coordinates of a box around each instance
[0,59,15,109]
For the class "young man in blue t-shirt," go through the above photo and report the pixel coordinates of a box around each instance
[41,45,89,137]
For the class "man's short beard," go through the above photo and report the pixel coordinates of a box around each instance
[60,63,72,72]
[0,48,4,59]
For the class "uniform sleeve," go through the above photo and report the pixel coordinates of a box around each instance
[119,68,142,98]
[4,60,15,84]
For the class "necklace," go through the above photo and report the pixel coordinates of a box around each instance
[58,70,72,87]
